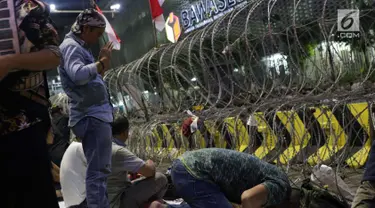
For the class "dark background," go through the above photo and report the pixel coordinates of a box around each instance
[46,0,157,74]
[46,0,213,73]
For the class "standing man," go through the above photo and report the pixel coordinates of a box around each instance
[59,8,114,208]
[0,0,61,207]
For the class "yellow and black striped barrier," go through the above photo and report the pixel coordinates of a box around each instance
[143,102,372,169]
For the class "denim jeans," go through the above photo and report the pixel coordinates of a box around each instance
[72,117,112,208]
[169,159,233,208]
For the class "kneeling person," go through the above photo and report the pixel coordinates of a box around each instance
[108,116,168,208]
[167,148,291,208]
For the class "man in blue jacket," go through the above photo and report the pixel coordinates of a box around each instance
[59,8,114,208]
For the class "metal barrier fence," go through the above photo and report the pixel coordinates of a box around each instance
[127,102,373,169]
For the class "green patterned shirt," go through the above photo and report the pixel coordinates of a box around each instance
[179,148,289,205]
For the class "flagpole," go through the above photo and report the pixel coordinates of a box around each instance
[147,0,159,48]
[147,1,165,110]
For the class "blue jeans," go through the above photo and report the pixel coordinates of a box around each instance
[169,160,233,208]
[72,117,112,208]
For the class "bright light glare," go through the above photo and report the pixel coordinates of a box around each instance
[50,4,56,11]
[110,4,121,10]
[233,68,239,72]
[191,77,197,81]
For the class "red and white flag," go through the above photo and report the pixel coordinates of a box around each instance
[95,5,121,50]
[149,0,165,31]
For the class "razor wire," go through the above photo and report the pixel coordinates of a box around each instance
[51,0,375,202]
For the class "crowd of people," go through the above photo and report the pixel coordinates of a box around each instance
[1,1,375,208]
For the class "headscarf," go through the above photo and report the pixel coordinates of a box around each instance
[71,8,106,34]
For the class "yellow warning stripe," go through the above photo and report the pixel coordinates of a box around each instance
[204,120,226,148]
[143,102,372,169]
[194,129,206,149]
[307,107,347,165]
[161,124,175,150]
[346,102,372,168]
[253,112,277,159]
[172,123,187,156]
[276,111,311,164]
[152,127,163,152]
[223,117,250,152]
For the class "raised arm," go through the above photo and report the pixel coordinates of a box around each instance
[7,47,61,70]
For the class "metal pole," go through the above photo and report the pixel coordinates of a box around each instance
[51,10,119,14]
[146,0,158,47]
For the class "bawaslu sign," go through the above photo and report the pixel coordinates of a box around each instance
[180,0,248,33]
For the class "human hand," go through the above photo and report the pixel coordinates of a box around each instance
[99,42,113,60]
[56,190,62,198]
[51,162,60,183]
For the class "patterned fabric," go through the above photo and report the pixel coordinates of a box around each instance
[71,8,106,34]
[179,148,291,206]
[0,0,61,136]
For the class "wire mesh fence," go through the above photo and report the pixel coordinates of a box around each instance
[51,0,375,202]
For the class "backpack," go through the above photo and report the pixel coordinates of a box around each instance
[299,179,350,208]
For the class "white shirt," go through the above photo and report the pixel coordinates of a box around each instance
[60,142,87,207]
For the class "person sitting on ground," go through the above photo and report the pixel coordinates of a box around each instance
[60,116,168,208]
[108,116,168,208]
[154,148,292,208]
[60,141,87,208]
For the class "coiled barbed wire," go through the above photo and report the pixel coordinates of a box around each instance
[51,0,375,203]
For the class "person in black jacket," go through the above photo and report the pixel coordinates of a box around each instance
[352,141,375,208]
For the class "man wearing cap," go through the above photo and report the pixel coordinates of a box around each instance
[59,8,114,208]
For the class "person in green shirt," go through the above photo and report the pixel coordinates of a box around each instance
[154,148,292,208]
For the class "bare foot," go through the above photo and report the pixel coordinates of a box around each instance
[147,201,167,208]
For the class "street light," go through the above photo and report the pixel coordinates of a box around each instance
[191,77,197,82]
[50,4,56,11]
[110,4,121,11]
